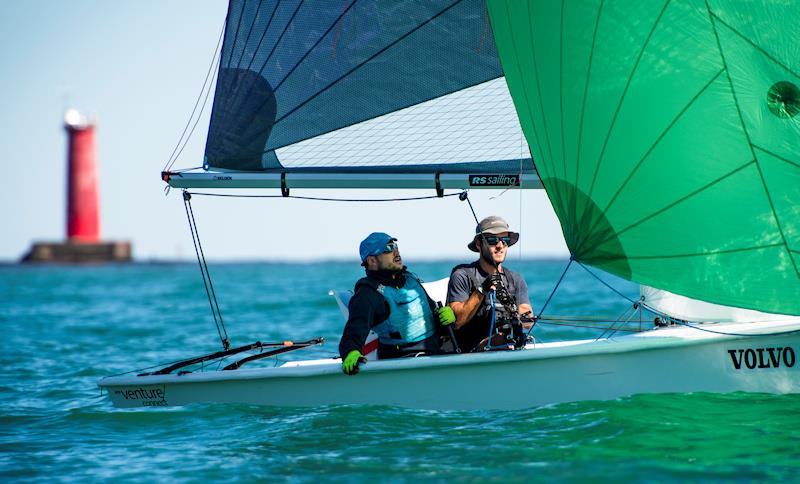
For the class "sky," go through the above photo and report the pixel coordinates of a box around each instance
[1,1,569,263]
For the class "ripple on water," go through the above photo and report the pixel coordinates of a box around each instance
[1,263,800,482]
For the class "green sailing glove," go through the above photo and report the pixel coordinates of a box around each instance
[342,350,366,375]
[437,305,456,326]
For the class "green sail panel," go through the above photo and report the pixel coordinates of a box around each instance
[487,0,800,315]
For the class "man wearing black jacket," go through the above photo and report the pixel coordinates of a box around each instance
[339,232,456,375]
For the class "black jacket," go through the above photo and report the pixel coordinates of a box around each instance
[338,268,441,360]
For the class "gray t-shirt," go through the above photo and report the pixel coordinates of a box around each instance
[446,261,530,352]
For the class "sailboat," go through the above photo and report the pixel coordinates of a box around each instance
[100,0,800,410]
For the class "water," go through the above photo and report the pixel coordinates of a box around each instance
[2,261,799,482]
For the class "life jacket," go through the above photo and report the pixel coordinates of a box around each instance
[370,274,436,346]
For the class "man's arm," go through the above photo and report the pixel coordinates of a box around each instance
[450,292,484,329]
[513,273,533,323]
[338,288,383,359]
[446,270,484,330]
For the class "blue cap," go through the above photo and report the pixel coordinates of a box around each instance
[359,232,397,262]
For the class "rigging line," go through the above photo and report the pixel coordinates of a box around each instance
[527,258,573,337]
[163,20,226,172]
[462,191,481,225]
[518,131,525,261]
[656,316,800,338]
[184,195,225,347]
[186,191,462,202]
[705,2,800,279]
[596,304,637,341]
[576,261,638,305]
[225,0,250,70]
[234,0,265,68]
[537,320,639,333]
[752,144,800,171]
[244,0,282,72]
[577,0,672,234]
[540,314,634,321]
[186,196,229,349]
[167,166,205,173]
[270,0,466,127]
[575,68,725,252]
[272,0,359,92]
[105,357,199,378]
[183,192,230,350]
[579,261,800,338]
[581,159,755,254]
[169,52,222,171]
[573,0,605,239]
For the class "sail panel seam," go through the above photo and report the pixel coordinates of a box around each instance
[234,0,265,68]
[573,0,605,243]
[225,0,250,70]
[576,67,725,253]
[255,0,305,80]
[262,76,508,155]
[217,0,304,140]
[497,3,547,171]
[271,0,359,92]
[494,3,555,212]
[505,2,566,220]
[578,0,671,238]
[706,1,800,279]
[591,242,784,261]
[583,159,756,253]
[271,0,465,127]
[709,11,800,81]
[524,1,563,217]
[752,144,800,171]
[242,0,281,72]
[558,0,569,234]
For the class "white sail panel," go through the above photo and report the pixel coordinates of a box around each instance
[275,78,530,170]
[641,286,800,324]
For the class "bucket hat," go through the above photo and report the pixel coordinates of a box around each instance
[468,216,519,252]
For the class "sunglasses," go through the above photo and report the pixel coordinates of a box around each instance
[381,242,399,253]
[483,235,513,246]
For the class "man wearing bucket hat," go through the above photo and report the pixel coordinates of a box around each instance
[338,232,457,375]
[446,216,533,353]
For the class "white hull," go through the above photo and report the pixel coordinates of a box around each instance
[99,321,800,410]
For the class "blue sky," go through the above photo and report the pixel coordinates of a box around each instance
[1,1,568,262]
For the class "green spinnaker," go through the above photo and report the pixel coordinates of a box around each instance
[488,0,800,315]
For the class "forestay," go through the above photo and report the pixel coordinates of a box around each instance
[488,0,800,315]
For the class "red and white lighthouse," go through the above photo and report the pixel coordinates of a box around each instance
[21,110,131,263]
[64,109,100,242]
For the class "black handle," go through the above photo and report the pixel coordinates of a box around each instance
[437,301,461,354]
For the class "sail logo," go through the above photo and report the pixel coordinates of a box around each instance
[727,347,796,370]
[114,386,168,406]
[469,175,520,187]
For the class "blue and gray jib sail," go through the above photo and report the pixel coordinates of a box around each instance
[163,0,541,190]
